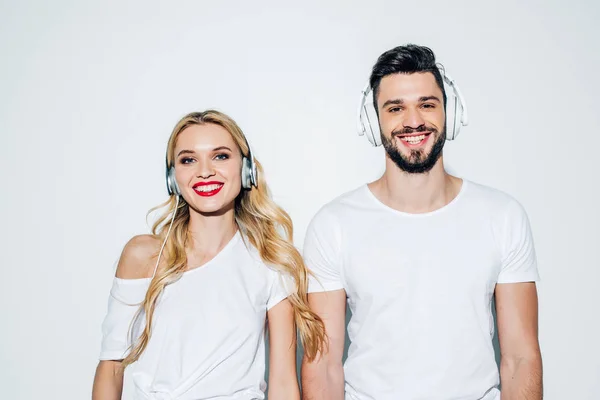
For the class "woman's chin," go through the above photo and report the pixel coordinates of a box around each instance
[188,199,236,217]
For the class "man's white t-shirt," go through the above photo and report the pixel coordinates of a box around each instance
[304,179,540,400]
[99,231,293,400]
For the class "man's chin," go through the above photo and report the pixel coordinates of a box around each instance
[382,130,445,174]
[386,148,442,174]
[400,150,429,165]
[400,162,434,174]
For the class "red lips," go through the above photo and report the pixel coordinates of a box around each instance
[192,181,224,197]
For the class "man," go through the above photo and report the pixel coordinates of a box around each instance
[301,44,542,400]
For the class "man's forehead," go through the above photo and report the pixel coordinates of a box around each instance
[378,72,442,97]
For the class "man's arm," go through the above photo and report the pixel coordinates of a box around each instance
[496,282,542,400]
[301,289,347,400]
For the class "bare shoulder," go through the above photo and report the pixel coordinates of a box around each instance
[115,234,162,279]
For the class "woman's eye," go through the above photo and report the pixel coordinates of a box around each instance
[214,153,229,160]
[180,157,195,164]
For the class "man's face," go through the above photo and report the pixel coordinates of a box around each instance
[376,72,446,174]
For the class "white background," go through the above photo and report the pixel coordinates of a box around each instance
[1,0,598,398]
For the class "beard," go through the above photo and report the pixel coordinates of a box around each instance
[381,124,446,174]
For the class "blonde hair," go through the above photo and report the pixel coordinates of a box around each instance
[121,110,326,368]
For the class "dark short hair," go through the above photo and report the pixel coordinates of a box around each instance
[369,44,446,112]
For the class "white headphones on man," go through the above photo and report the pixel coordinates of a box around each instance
[165,136,258,197]
[357,64,469,146]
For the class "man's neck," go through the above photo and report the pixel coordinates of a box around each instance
[368,156,463,214]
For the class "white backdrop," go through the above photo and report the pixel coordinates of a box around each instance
[1,0,599,398]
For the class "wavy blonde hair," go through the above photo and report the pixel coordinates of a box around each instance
[121,110,326,368]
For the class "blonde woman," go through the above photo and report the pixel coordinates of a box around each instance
[92,110,325,399]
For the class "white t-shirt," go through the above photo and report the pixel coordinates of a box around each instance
[304,180,540,400]
[99,231,293,400]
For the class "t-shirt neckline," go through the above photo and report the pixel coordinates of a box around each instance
[363,178,469,218]
[183,230,241,276]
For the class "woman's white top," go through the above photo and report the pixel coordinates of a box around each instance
[99,231,293,400]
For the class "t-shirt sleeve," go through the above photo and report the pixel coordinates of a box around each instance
[99,277,150,361]
[303,207,344,293]
[266,271,295,310]
[497,199,540,284]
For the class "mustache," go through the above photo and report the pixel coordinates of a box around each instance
[392,125,438,136]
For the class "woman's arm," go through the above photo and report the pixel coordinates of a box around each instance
[267,299,300,400]
[92,360,124,400]
[93,235,158,399]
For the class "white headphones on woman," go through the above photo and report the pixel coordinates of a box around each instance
[165,136,258,197]
[357,64,469,146]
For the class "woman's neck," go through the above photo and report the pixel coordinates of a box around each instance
[186,205,238,255]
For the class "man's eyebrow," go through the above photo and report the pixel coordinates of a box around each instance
[419,96,441,103]
[381,96,442,109]
[381,98,404,109]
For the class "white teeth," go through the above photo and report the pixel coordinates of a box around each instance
[401,134,425,144]
[196,184,222,192]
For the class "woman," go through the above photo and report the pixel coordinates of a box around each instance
[92,110,325,399]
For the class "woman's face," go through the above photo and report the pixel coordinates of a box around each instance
[173,123,243,214]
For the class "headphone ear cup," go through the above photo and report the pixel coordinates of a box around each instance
[362,101,382,147]
[445,93,458,141]
[166,166,181,196]
[452,97,463,140]
[241,157,251,189]
[440,67,468,141]
[250,157,257,187]
[358,84,383,147]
